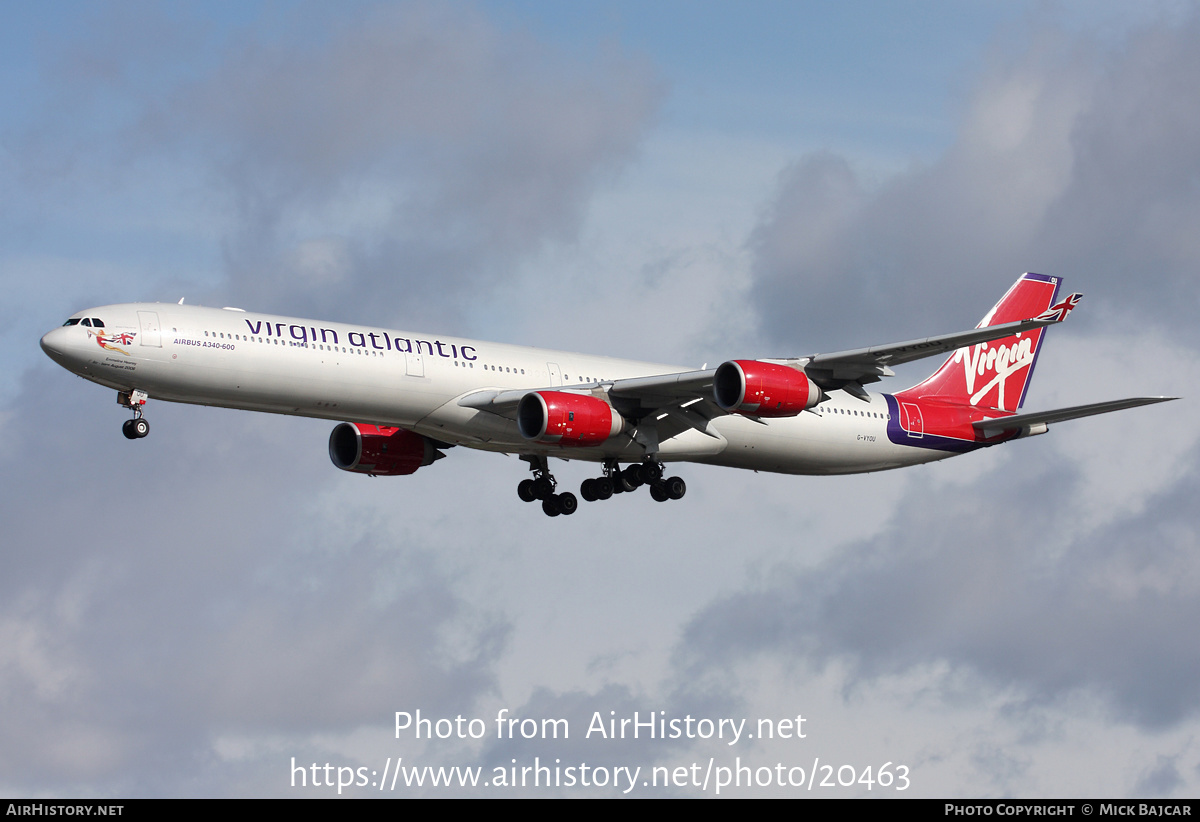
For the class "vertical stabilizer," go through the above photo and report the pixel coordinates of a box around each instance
[896,273,1062,412]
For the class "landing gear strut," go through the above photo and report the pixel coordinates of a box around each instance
[517,455,577,517]
[119,390,150,440]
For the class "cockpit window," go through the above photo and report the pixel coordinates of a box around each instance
[80,318,92,327]
[62,319,81,326]
[90,318,105,328]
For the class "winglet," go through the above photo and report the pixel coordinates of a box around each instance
[1033,292,1082,323]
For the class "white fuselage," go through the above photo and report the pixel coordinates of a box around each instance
[40,302,947,476]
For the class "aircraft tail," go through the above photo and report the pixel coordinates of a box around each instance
[896,273,1070,413]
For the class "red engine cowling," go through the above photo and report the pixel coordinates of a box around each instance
[328,423,443,476]
[517,391,624,447]
[714,360,822,417]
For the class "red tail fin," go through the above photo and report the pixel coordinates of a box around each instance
[896,273,1063,412]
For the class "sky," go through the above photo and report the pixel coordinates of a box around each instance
[3,0,1199,798]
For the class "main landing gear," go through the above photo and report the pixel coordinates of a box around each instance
[578,460,686,505]
[118,389,150,440]
[518,457,688,517]
[517,456,578,517]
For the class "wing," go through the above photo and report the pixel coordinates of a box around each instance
[599,293,1082,407]
[456,291,1084,440]
[800,301,1078,395]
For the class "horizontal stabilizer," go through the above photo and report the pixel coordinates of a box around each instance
[972,396,1177,438]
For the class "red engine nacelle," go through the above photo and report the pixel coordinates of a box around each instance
[714,360,822,417]
[516,391,625,447]
[328,423,443,476]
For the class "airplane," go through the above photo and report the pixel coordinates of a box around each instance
[40,273,1174,516]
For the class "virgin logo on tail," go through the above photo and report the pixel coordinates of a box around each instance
[954,335,1036,407]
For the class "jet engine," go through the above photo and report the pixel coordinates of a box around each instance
[329,423,444,476]
[714,360,822,417]
[517,391,625,447]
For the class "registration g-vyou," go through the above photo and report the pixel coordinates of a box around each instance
[41,273,1174,516]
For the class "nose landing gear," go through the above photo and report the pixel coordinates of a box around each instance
[118,390,150,439]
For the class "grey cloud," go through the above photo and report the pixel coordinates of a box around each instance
[678,439,1200,730]
[456,679,745,796]
[10,4,660,328]
[151,4,660,326]
[477,685,650,769]
[750,15,1200,352]
[723,14,1200,737]
[1135,754,1184,797]
[0,366,506,794]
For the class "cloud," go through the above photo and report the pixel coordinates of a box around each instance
[0,367,507,794]
[9,3,660,329]
[665,11,1200,792]
[151,4,659,326]
[749,15,1200,351]
[680,432,1200,726]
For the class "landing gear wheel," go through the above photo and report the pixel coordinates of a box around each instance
[557,492,578,515]
[542,496,561,517]
[621,465,643,490]
[518,479,538,502]
[641,461,664,482]
[580,478,597,502]
[533,476,555,500]
[595,477,613,500]
[123,418,149,439]
[649,483,670,502]
[664,476,686,500]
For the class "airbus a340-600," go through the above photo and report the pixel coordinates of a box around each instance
[41,273,1172,516]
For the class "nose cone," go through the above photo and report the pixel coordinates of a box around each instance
[40,326,74,367]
